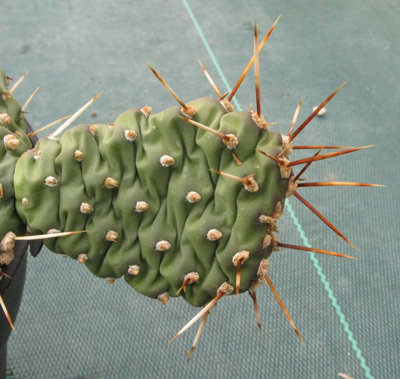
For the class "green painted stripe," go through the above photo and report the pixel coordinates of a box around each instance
[182,1,374,378]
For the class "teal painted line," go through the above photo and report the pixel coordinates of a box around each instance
[182,0,242,112]
[183,1,374,378]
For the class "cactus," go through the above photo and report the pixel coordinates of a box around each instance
[0,19,383,356]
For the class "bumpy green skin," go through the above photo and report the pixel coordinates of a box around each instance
[15,97,289,307]
[0,69,32,245]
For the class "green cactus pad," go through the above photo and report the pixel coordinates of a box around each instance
[14,97,291,306]
[0,69,32,259]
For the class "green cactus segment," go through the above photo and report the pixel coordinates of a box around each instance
[14,97,290,306]
[0,69,32,250]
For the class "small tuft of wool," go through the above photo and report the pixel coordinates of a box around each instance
[135,201,149,213]
[104,177,118,189]
[244,176,259,192]
[4,134,19,150]
[0,113,11,126]
[232,250,250,266]
[74,150,85,162]
[186,191,201,203]
[158,292,170,305]
[107,278,116,284]
[0,232,16,254]
[278,157,292,178]
[207,229,222,241]
[45,176,58,187]
[217,282,234,295]
[285,176,298,198]
[183,272,200,285]
[156,240,171,251]
[2,92,11,102]
[159,155,175,167]
[259,215,276,225]
[262,234,272,248]
[271,234,280,251]
[222,134,239,150]
[141,106,152,117]
[251,112,269,130]
[272,201,283,220]
[47,229,61,234]
[0,250,14,265]
[181,105,197,118]
[128,265,140,275]
[257,259,270,277]
[21,198,29,206]
[80,203,93,214]
[281,135,293,155]
[33,150,41,160]
[124,130,137,141]
[90,125,97,135]
[106,230,119,242]
[220,99,234,112]
[107,123,114,130]
[77,254,88,263]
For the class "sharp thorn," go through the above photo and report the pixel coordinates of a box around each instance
[228,16,280,101]
[51,92,103,137]
[14,230,87,241]
[288,98,303,136]
[294,147,323,181]
[255,149,282,164]
[178,115,227,139]
[249,291,262,333]
[21,86,39,111]
[198,60,222,98]
[289,82,346,142]
[236,262,242,297]
[298,181,385,188]
[254,18,261,117]
[293,191,358,250]
[27,115,71,138]
[288,145,373,167]
[277,242,357,259]
[9,71,29,94]
[292,145,354,150]
[0,295,15,334]
[187,310,210,360]
[209,169,252,185]
[264,273,305,346]
[146,62,188,110]
[170,292,223,343]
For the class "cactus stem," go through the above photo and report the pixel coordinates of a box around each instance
[294,147,323,181]
[293,191,358,250]
[146,62,188,110]
[21,86,39,112]
[298,181,385,188]
[51,92,103,138]
[228,15,281,102]
[27,115,71,138]
[178,116,238,148]
[198,60,222,98]
[288,145,373,167]
[249,290,262,333]
[14,230,87,241]
[170,283,232,343]
[277,242,357,259]
[254,18,261,117]
[9,71,29,94]
[289,82,346,142]
[264,273,305,346]
[0,295,15,334]
[209,169,259,192]
[187,310,210,360]
[292,145,353,150]
[288,99,303,136]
